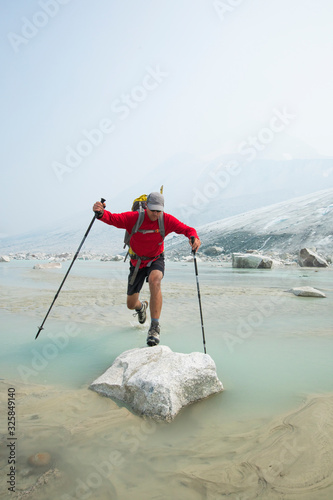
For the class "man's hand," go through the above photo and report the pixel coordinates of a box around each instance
[93,201,106,218]
[190,237,201,253]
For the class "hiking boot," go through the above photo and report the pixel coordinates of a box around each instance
[133,300,148,324]
[147,322,160,347]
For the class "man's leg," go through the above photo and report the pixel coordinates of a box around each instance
[146,269,163,346]
[127,266,148,324]
[127,293,148,324]
[127,293,141,311]
[148,270,163,320]
[127,264,145,311]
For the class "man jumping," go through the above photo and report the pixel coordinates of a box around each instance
[93,192,201,346]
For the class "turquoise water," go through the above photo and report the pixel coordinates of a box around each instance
[1,261,333,416]
[1,260,333,499]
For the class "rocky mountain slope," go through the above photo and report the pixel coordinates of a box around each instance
[166,188,333,257]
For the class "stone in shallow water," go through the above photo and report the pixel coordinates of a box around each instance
[89,345,223,421]
[28,452,51,467]
[33,262,62,269]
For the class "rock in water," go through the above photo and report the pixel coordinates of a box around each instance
[89,346,223,421]
[288,286,326,298]
[33,262,62,269]
[232,253,274,269]
[298,248,328,267]
[28,452,51,467]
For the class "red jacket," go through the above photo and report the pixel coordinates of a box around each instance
[100,210,198,268]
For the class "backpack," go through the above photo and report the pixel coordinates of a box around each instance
[123,188,165,262]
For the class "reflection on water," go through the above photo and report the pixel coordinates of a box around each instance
[0,261,333,499]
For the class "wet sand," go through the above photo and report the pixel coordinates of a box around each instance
[1,379,333,499]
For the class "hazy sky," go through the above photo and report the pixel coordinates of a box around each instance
[1,0,333,236]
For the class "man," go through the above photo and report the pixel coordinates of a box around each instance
[93,192,201,346]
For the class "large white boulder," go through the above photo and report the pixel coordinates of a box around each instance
[90,346,223,421]
[0,255,10,262]
[298,248,328,267]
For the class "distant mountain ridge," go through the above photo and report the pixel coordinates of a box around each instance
[1,157,333,256]
[1,188,333,257]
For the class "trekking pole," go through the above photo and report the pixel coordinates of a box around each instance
[35,198,106,340]
[191,236,207,354]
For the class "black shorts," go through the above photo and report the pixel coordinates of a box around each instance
[127,254,165,295]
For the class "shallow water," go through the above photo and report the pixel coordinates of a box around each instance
[0,260,333,499]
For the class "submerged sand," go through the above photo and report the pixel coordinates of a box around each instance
[0,380,333,499]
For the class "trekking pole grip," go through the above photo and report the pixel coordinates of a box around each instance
[95,198,106,218]
[191,236,196,254]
